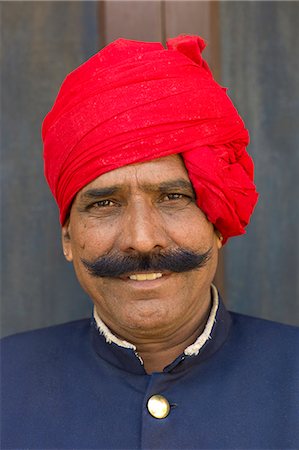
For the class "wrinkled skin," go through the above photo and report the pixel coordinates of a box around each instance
[62,155,222,371]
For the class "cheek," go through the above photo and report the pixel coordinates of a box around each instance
[70,219,116,258]
[164,209,215,250]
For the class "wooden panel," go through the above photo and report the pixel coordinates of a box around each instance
[164,1,220,80]
[100,1,163,44]
[164,2,211,55]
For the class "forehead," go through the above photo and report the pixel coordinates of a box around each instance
[79,154,191,194]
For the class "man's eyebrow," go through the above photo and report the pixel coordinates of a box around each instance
[155,179,194,192]
[141,179,195,196]
[80,186,122,200]
[79,179,195,200]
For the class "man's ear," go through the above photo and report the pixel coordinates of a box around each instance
[217,234,223,250]
[61,219,73,262]
[215,230,223,250]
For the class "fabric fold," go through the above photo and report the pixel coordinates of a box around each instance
[42,34,258,242]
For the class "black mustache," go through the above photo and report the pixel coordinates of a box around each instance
[81,248,212,278]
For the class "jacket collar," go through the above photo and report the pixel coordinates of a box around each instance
[90,285,232,375]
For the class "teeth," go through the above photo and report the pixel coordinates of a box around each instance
[129,273,163,281]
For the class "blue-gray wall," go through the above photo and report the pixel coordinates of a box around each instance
[1,2,99,337]
[220,1,299,325]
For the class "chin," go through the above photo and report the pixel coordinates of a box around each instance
[121,305,174,333]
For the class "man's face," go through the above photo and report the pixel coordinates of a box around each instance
[62,155,222,339]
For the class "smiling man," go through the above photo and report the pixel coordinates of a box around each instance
[63,155,220,374]
[2,35,298,449]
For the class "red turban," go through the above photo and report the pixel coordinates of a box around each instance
[42,35,258,243]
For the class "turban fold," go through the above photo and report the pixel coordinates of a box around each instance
[42,34,258,243]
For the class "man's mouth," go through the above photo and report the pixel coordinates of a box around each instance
[128,273,163,281]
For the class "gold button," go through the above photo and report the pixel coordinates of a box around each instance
[147,395,170,419]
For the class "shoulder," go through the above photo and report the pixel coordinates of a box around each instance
[1,319,92,367]
[229,311,299,339]
[228,311,299,364]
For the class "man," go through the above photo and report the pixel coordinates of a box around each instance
[1,35,298,449]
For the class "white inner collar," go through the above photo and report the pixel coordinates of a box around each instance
[93,284,219,358]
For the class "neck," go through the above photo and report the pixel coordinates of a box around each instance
[134,309,210,373]
[94,285,218,374]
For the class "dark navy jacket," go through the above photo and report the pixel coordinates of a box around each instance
[1,298,299,449]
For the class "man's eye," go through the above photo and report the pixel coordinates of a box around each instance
[159,193,194,209]
[164,193,184,201]
[92,200,115,207]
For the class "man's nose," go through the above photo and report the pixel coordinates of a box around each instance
[117,199,169,254]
